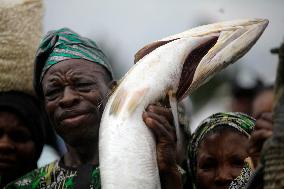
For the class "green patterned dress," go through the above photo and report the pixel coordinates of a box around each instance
[4,160,101,189]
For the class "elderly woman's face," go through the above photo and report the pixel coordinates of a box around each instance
[196,130,249,189]
[42,59,111,145]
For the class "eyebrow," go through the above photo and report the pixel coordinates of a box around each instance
[42,79,61,93]
[197,153,214,161]
[71,75,95,81]
[44,77,61,88]
[45,72,63,83]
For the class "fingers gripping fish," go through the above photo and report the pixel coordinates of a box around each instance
[99,19,268,189]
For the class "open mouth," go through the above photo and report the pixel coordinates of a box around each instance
[175,20,268,100]
[134,34,227,100]
[176,36,219,99]
[133,19,268,101]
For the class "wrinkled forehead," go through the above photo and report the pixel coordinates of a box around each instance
[42,59,111,83]
[197,130,249,155]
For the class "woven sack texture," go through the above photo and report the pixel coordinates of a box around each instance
[0,0,42,94]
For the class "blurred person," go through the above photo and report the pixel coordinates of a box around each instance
[0,91,45,188]
[230,71,264,115]
[6,28,182,189]
[247,85,274,167]
[189,112,255,189]
[245,85,274,189]
[0,0,61,183]
[252,85,274,119]
[245,42,284,189]
[245,112,273,189]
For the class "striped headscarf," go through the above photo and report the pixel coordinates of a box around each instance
[33,28,113,97]
[189,112,255,179]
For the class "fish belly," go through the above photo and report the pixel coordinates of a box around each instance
[99,111,161,189]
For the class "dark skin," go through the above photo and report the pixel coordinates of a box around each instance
[42,59,182,188]
[252,89,273,119]
[248,89,274,167]
[42,60,110,166]
[143,105,182,189]
[0,111,36,187]
[248,113,273,167]
[196,130,249,189]
[231,97,253,116]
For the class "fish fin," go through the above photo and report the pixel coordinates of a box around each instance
[168,90,182,148]
[134,39,179,63]
[110,87,128,115]
[126,87,149,115]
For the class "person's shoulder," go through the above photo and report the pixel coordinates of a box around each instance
[4,160,59,189]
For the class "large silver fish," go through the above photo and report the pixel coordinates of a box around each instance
[99,19,268,189]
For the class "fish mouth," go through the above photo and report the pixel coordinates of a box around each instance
[176,18,268,100]
[133,19,268,100]
[176,36,219,99]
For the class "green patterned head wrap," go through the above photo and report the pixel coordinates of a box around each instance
[33,28,113,97]
[189,112,255,179]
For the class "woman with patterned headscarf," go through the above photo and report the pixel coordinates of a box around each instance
[189,112,255,189]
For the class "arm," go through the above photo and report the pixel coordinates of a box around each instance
[143,104,182,189]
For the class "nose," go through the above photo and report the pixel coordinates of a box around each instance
[214,165,234,186]
[59,87,80,108]
[0,135,16,154]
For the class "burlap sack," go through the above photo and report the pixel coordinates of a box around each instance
[0,0,42,94]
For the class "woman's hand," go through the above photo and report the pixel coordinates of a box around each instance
[143,103,182,189]
[248,112,273,168]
